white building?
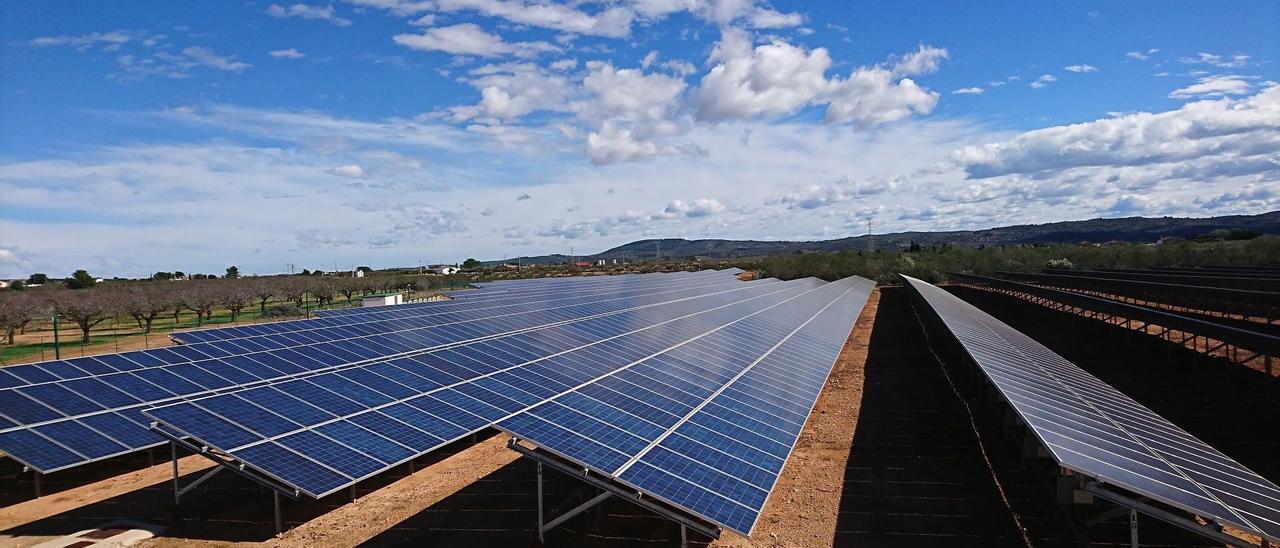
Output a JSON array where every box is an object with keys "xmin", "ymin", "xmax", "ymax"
[
  {"xmin": 362, "ymin": 293, "xmax": 403, "ymax": 307},
  {"xmin": 432, "ymin": 265, "xmax": 461, "ymax": 275}
]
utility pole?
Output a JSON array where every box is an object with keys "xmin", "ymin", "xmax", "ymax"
[{"xmin": 865, "ymin": 215, "xmax": 875, "ymax": 252}]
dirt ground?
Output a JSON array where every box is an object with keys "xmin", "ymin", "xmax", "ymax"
[{"xmin": 0, "ymin": 286, "xmax": 1266, "ymax": 547}]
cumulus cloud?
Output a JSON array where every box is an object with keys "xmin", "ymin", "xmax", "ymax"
[
  {"xmin": 586, "ymin": 124, "xmax": 705, "ymax": 165},
  {"xmin": 269, "ymin": 48, "xmax": 306, "ymax": 59},
  {"xmin": 267, "ymin": 3, "xmax": 352, "ymax": 26},
  {"xmin": 182, "ymin": 46, "xmax": 251, "ymax": 72},
  {"xmin": 951, "ymin": 85, "xmax": 1280, "ymax": 180},
  {"xmin": 1168, "ymin": 75, "xmax": 1253, "ymax": 99},
  {"xmin": 517, "ymin": 192, "xmax": 532, "ymax": 201},
  {"xmin": 448, "ymin": 63, "xmax": 571, "ymax": 121},
  {"xmin": 1126, "ymin": 48, "xmax": 1158, "ymax": 61},
  {"xmin": 952, "ymin": 87, "xmax": 984, "ymax": 95},
  {"xmin": 327, "ymin": 164, "xmax": 368, "ymax": 178},
  {"xmin": 694, "ymin": 28, "xmax": 943, "ymax": 127},
  {"xmin": 1180, "ymin": 52, "xmax": 1251, "ymax": 69},
  {"xmin": 1029, "ymin": 74, "xmax": 1056, "ymax": 89},
  {"xmin": 433, "ymin": 0, "xmax": 634, "ymax": 38},
  {"xmin": 1064, "ymin": 64, "xmax": 1098, "ymax": 73},
  {"xmin": 27, "ymin": 30, "xmax": 135, "ymax": 50},
  {"xmin": 393, "ymin": 23, "xmax": 559, "ymax": 58}
]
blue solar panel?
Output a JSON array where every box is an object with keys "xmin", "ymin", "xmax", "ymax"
[
  {"xmin": 498, "ymin": 275, "xmax": 872, "ymax": 535},
  {"xmin": 0, "ymin": 272, "xmax": 750, "ymax": 472},
  {"xmin": 902, "ymin": 275, "xmax": 1280, "ymax": 544},
  {"xmin": 144, "ymin": 277, "xmax": 809, "ymax": 497}
]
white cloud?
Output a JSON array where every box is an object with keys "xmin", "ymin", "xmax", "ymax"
[
  {"xmin": 750, "ymin": 8, "xmax": 803, "ymax": 29},
  {"xmin": 449, "ymin": 63, "xmax": 571, "ymax": 122},
  {"xmin": 891, "ymin": 44, "xmax": 949, "ymax": 77},
  {"xmin": 1180, "ymin": 51, "xmax": 1250, "ymax": 69},
  {"xmin": 327, "ymin": 164, "xmax": 368, "ymax": 178},
  {"xmin": 641, "ymin": 50, "xmax": 659, "ymax": 69},
  {"xmin": 951, "ymin": 86, "xmax": 1280, "ymax": 179},
  {"xmin": 269, "ymin": 48, "xmax": 306, "ymax": 59},
  {"xmin": 266, "ymin": 3, "xmax": 353, "ymax": 26},
  {"xmin": 433, "ymin": 0, "xmax": 634, "ymax": 38},
  {"xmin": 1064, "ymin": 64, "xmax": 1098, "ymax": 73},
  {"xmin": 393, "ymin": 23, "xmax": 559, "ymax": 58},
  {"xmin": 182, "ymin": 46, "xmax": 251, "ymax": 72},
  {"xmin": 694, "ymin": 29, "xmax": 943, "ymax": 127},
  {"xmin": 1029, "ymin": 73, "xmax": 1056, "ymax": 89},
  {"xmin": 410, "ymin": 14, "xmax": 437, "ymax": 26},
  {"xmin": 952, "ymin": 87, "xmax": 984, "ymax": 95},
  {"xmin": 27, "ymin": 30, "xmax": 135, "ymax": 50},
  {"xmin": 1168, "ymin": 74, "xmax": 1253, "ymax": 99},
  {"xmin": 586, "ymin": 123, "xmax": 704, "ymax": 165},
  {"xmin": 1126, "ymin": 48, "xmax": 1159, "ymax": 61}
]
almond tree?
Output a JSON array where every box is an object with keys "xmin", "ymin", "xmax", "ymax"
[
  {"xmin": 309, "ymin": 279, "xmax": 336, "ymax": 308},
  {"xmin": 219, "ymin": 282, "xmax": 253, "ymax": 322},
  {"xmin": 0, "ymin": 292, "xmax": 43, "ymax": 345},
  {"xmin": 279, "ymin": 277, "xmax": 308, "ymax": 308},
  {"xmin": 250, "ymin": 279, "xmax": 277, "ymax": 315},
  {"xmin": 51, "ymin": 289, "xmax": 117, "ymax": 344},
  {"xmin": 336, "ymin": 278, "xmax": 361, "ymax": 303},
  {"xmin": 179, "ymin": 284, "xmax": 219, "ymax": 326},
  {"xmin": 122, "ymin": 285, "xmax": 173, "ymax": 334}
]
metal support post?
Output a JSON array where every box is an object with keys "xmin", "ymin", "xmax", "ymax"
[
  {"xmin": 274, "ymin": 491, "xmax": 284, "ymax": 535},
  {"xmin": 1129, "ymin": 508, "xmax": 1139, "ymax": 548},
  {"xmin": 171, "ymin": 441, "xmax": 181, "ymax": 505},
  {"xmin": 33, "ymin": 470, "xmax": 42, "ymax": 498},
  {"xmin": 537, "ymin": 461, "xmax": 545, "ymax": 544},
  {"xmin": 681, "ymin": 524, "xmax": 688, "ymax": 548}
]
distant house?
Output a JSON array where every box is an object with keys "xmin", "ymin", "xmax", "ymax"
[
  {"xmin": 0, "ymin": 280, "xmax": 10, "ymax": 289},
  {"xmin": 432, "ymin": 265, "xmax": 461, "ymax": 275},
  {"xmin": 574, "ymin": 261, "xmax": 591, "ymax": 268},
  {"xmin": 353, "ymin": 269, "xmax": 365, "ymax": 278},
  {"xmin": 362, "ymin": 292, "xmax": 403, "ymax": 308}
]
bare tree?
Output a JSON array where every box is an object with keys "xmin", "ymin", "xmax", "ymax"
[
  {"xmin": 121, "ymin": 285, "xmax": 173, "ymax": 334},
  {"xmin": 309, "ymin": 279, "xmax": 337, "ymax": 308},
  {"xmin": 51, "ymin": 289, "xmax": 116, "ymax": 344},
  {"xmin": 279, "ymin": 277, "xmax": 308, "ymax": 308},
  {"xmin": 0, "ymin": 292, "xmax": 43, "ymax": 345},
  {"xmin": 336, "ymin": 278, "xmax": 361, "ymax": 303},
  {"xmin": 250, "ymin": 279, "xmax": 277, "ymax": 315},
  {"xmin": 219, "ymin": 282, "xmax": 253, "ymax": 322},
  {"xmin": 179, "ymin": 284, "xmax": 219, "ymax": 326}
]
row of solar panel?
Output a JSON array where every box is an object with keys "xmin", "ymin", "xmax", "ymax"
[
  {"xmin": 0, "ymin": 272, "xmax": 735, "ymax": 392},
  {"xmin": 176, "ymin": 270, "xmax": 731, "ymax": 342},
  {"xmin": 902, "ymin": 275, "xmax": 1280, "ymax": 543},
  {"xmin": 145, "ymin": 277, "xmax": 826, "ymax": 497},
  {"xmin": 0, "ymin": 274, "xmax": 767, "ymax": 472},
  {"xmin": 498, "ymin": 276, "xmax": 872, "ymax": 534}
]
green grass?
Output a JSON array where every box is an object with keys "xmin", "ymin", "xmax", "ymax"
[{"xmin": 0, "ymin": 294, "xmax": 371, "ymax": 364}]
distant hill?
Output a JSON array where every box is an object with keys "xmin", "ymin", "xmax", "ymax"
[{"xmin": 494, "ymin": 211, "xmax": 1280, "ymax": 264}]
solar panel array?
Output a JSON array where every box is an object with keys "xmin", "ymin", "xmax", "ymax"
[
  {"xmin": 496, "ymin": 275, "xmax": 872, "ymax": 535},
  {"xmin": 145, "ymin": 274, "xmax": 833, "ymax": 498},
  {"xmin": 902, "ymin": 275, "xmax": 1280, "ymax": 543},
  {"xmin": 0, "ymin": 270, "xmax": 741, "ymax": 472}
]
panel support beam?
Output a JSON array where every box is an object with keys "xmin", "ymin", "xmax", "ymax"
[
  {"xmin": 511, "ymin": 439, "xmax": 720, "ymax": 542},
  {"xmin": 1084, "ymin": 483, "xmax": 1254, "ymax": 548}
]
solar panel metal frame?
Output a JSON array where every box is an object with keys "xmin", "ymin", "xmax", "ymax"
[
  {"xmin": 495, "ymin": 275, "xmax": 873, "ymax": 536},
  {"xmin": 902, "ymin": 274, "xmax": 1280, "ymax": 544},
  {"xmin": 0, "ymin": 272, "xmax": 751, "ymax": 473},
  {"xmin": 142, "ymin": 276, "xmax": 819, "ymax": 500}
]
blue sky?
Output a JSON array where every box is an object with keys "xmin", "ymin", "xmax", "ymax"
[{"xmin": 1, "ymin": 0, "xmax": 1278, "ymax": 277}]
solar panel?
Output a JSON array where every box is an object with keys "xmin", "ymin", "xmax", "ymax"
[
  {"xmin": 901, "ymin": 275, "xmax": 1280, "ymax": 543},
  {"xmin": 495, "ymin": 275, "xmax": 873, "ymax": 535},
  {"xmin": 312, "ymin": 270, "xmax": 727, "ymax": 318},
  {"xmin": 0, "ymin": 272, "xmax": 748, "ymax": 472},
  {"xmin": 144, "ymin": 277, "xmax": 820, "ymax": 498},
  {"xmin": 179, "ymin": 270, "xmax": 727, "ymax": 341}
]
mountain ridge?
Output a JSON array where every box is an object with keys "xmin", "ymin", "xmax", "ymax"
[{"xmin": 490, "ymin": 211, "xmax": 1280, "ymax": 265}]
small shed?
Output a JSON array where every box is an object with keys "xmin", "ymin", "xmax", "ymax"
[{"xmin": 362, "ymin": 292, "xmax": 404, "ymax": 308}]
